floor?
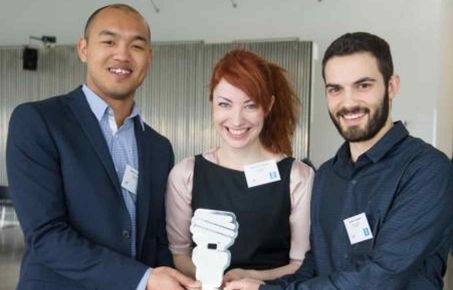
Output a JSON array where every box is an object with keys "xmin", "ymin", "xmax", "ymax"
[
  {"xmin": 0, "ymin": 226, "xmax": 24, "ymax": 290},
  {"xmin": 0, "ymin": 226, "xmax": 452, "ymax": 290}
]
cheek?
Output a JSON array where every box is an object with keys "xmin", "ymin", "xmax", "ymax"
[
  {"xmin": 135, "ymin": 55, "xmax": 150, "ymax": 70},
  {"xmin": 326, "ymin": 98, "xmax": 341, "ymax": 114},
  {"xmin": 212, "ymin": 109, "xmax": 225, "ymax": 125},
  {"xmin": 250, "ymin": 112, "xmax": 265, "ymax": 127}
]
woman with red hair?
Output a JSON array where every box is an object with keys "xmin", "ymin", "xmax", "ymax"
[{"xmin": 166, "ymin": 49, "xmax": 314, "ymax": 283}]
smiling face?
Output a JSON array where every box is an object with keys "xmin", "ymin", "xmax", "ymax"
[
  {"xmin": 324, "ymin": 52, "xmax": 398, "ymax": 143},
  {"xmin": 77, "ymin": 7, "xmax": 152, "ymax": 103},
  {"xmin": 212, "ymin": 79, "xmax": 266, "ymax": 151}
]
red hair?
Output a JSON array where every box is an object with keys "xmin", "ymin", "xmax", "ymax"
[{"xmin": 209, "ymin": 49, "xmax": 299, "ymax": 156}]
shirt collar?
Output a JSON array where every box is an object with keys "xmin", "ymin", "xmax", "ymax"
[
  {"xmin": 364, "ymin": 121, "xmax": 408, "ymax": 163},
  {"xmin": 82, "ymin": 84, "xmax": 145, "ymax": 130},
  {"xmin": 335, "ymin": 121, "xmax": 409, "ymax": 166}
]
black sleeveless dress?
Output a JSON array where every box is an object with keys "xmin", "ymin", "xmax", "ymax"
[{"xmin": 191, "ymin": 155, "xmax": 293, "ymax": 270}]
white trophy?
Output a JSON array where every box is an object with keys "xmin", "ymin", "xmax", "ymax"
[{"xmin": 190, "ymin": 208, "xmax": 239, "ymax": 290}]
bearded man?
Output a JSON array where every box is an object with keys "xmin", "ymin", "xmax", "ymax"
[{"xmin": 225, "ymin": 32, "xmax": 453, "ymax": 290}]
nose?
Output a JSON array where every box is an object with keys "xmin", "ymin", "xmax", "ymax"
[
  {"xmin": 341, "ymin": 87, "xmax": 358, "ymax": 107},
  {"xmin": 113, "ymin": 42, "xmax": 131, "ymax": 62},
  {"xmin": 230, "ymin": 107, "xmax": 244, "ymax": 126}
]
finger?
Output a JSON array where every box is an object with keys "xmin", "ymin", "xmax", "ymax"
[
  {"xmin": 224, "ymin": 280, "xmax": 243, "ymax": 290},
  {"xmin": 171, "ymin": 271, "xmax": 201, "ymax": 288}
]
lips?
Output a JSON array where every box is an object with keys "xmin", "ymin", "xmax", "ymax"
[
  {"xmin": 109, "ymin": 67, "xmax": 132, "ymax": 76},
  {"xmin": 342, "ymin": 111, "xmax": 365, "ymax": 120},
  {"xmin": 225, "ymin": 127, "xmax": 250, "ymax": 139},
  {"xmin": 337, "ymin": 107, "xmax": 369, "ymax": 120}
]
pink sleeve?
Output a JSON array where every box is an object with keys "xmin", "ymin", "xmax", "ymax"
[
  {"xmin": 289, "ymin": 160, "xmax": 314, "ymax": 264},
  {"xmin": 165, "ymin": 157, "xmax": 195, "ymax": 255}
]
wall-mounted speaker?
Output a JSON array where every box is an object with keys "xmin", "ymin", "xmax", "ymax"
[{"xmin": 23, "ymin": 47, "xmax": 38, "ymax": 71}]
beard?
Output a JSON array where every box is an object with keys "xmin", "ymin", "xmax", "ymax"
[{"xmin": 329, "ymin": 91, "xmax": 389, "ymax": 142}]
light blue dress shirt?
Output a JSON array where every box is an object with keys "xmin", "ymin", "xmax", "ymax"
[{"xmin": 83, "ymin": 85, "xmax": 150, "ymax": 290}]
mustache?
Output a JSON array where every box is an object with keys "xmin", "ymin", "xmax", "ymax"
[{"xmin": 336, "ymin": 106, "xmax": 369, "ymax": 118}]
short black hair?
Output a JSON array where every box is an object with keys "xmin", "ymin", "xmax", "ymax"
[
  {"xmin": 322, "ymin": 32, "xmax": 394, "ymax": 84},
  {"xmin": 83, "ymin": 3, "xmax": 150, "ymax": 41}
]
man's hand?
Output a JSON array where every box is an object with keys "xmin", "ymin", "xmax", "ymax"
[
  {"xmin": 147, "ymin": 266, "xmax": 200, "ymax": 290},
  {"xmin": 224, "ymin": 278, "xmax": 264, "ymax": 290}
]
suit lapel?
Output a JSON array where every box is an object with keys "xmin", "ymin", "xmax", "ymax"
[
  {"xmin": 134, "ymin": 118, "xmax": 152, "ymax": 255},
  {"xmin": 65, "ymin": 87, "xmax": 122, "ymax": 196}
]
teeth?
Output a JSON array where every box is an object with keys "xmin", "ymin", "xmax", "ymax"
[
  {"xmin": 109, "ymin": 68, "xmax": 131, "ymax": 75},
  {"xmin": 228, "ymin": 128, "xmax": 247, "ymax": 136},
  {"xmin": 343, "ymin": 112, "xmax": 364, "ymax": 120}
]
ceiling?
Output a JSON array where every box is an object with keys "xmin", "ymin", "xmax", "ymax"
[{"xmin": 0, "ymin": 0, "xmax": 328, "ymax": 47}]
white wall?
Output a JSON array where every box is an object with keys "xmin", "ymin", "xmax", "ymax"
[
  {"xmin": 1, "ymin": 0, "xmax": 451, "ymax": 164},
  {"xmin": 438, "ymin": 0, "xmax": 453, "ymax": 158}
]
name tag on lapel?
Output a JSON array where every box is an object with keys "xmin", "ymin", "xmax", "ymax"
[{"xmin": 121, "ymin": 164, "xmax": 139, "ymax": 195}]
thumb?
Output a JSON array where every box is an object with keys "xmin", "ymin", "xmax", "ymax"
[
  {"xmin": 172, "ymin": 270, "xmax": 201, "ymax": 288},
  {"xmin": 224, "ymin": 280, "xmax": 241, "ymax": 290}
]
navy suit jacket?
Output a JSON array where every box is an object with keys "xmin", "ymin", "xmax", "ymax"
[{"xmin": 6, "ymin": 87, "xmax": 174, "ymax": 290}]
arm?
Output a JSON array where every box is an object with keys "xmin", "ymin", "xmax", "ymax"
[
  {"xmin": 269, "ymin": 152, "xmax": 453, "ymax": 290},
  {"xmin": 165, "ymin": 156, "xmax": 197, "ymax": 277},
  {"xmin": 156, "ymin": 143, "xmax": 176, "ymax": 267},
  {"xmin": 173, "ymin": 254, "xmax": 197, "ymax": 278},
  {"xmin": 6, "ymin": 104, "xmax": 148, "ymax": 289},
  {"xmin": 224, "ymin": 161, "xmax": 315, "ymax": 283}
]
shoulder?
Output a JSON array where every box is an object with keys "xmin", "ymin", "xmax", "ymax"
[
  {"xmin": 141, "ymin": 123, "xmax": 173, "ymax": 153},
  {"xmin": 314, "ymin": 157, "xmax": 335, "ymax": 179},
  {"xmin": 290, "ymin": 159, "xmax": 315, "ymax": 182},
  {"xmin": 9, "ymin": 93, "xmax": 74, "ymax": 135},
  {"xmin": 142, "ymin": 120, "xmax": 169, "ymax": 142},
  {"xmin": 10, "ymin": 88, "xmax": 82, "ymax": 126},
  {"xmin": 169, "ymin": 156, "xmax": 196, "ymax": 184},
  {"xmin": 400, "ymin": 136, "xmax": 452, "ymax": 183},
  {"xmin": 11, "ymin": 94, "xmax": 67, "ymax": 118}
]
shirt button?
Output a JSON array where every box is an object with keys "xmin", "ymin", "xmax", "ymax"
[
  {"xmin": 343, "ymin": 253, "xmax": 349, "ymax": 259},
  {"xmin": 351, "ymin": 179, "xmax": 357, "ymax": 184},
  {"xmin": 122, "ymin": 230, "xmax": 131, "ymax": 239}
]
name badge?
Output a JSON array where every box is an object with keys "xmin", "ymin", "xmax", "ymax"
[
  {"xmin": 343, "ymin": 212, "xmax": 373, "ymax": 245},
  {"xmin": 244, "ymin": 159, "xmax": 281, "ymax": 188},
  {"xmin": 121, "ymin": 164, "xmax": 139, "ymax": 195}
]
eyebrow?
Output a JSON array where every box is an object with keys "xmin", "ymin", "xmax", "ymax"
[
  {"xmin": 353, "ymin": 77, "xmax": 377, "ymax": 85},
  {"xmin": 215, "ymin": 96, "xmax": 232, "ymax": 102},
  {"xmin": 325, "ymin": 77, "xmax": 377, "ymax": 88},
  {"xmin": 215, "ymin": 96, "xmax": 255, "ymax": 104},
  {"xmin": 325, "ymin": 83, "xmax": 340, "ymax": 89},
  {"xmin": 98, "ymin": 30, "xmax": 148, "ymax": 43}
]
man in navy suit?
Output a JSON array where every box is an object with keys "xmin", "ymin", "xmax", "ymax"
[
  {"xmin": 225, "ymin": 32, "xmax": 453, "ymax": 290},
  {"xmin": 6, "ymin": 4, "xmax": 199, "ymax": 290}
]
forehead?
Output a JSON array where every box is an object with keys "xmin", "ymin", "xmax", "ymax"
[
  {"xmin": 324, "ymin": 52, "xmax": 383, "ymax": 84},
  {"xmin": 87, "ymin": 8, "xmax": 150, "ymax": 41},
  {"xmin": 213, "ymin": 79, "xmax": 251, "ymax": 101}
]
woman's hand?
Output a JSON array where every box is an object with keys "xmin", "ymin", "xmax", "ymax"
[
  {"xmin": 223, "ymin": 278, "xmax": 265, "ymax": 290},
  {"xmin": 223, "ymin": 268, "xmax": 253, "ymax": 284}
]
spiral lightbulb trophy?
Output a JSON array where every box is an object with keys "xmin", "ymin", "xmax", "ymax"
[{"xmin": 190, "ymin": 209, "xmax": 239, "ymax": 290}]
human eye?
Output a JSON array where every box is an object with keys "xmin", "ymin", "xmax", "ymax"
[
  {"xmin": 326, "ymin": 85, "xmax": 341, "ymax": 95},
  {"xmin": 131, "ymin": 42, "xmax": 146, "ymax": 50},
  {"xmin": 244, "ymin": 103, "xmax": 258, "ymax": 110},
  {"xmin": 101, "ymin": 39, "xmax": 115, "ymax": 46},
  {"xmin": 217, "ymin": 101, "xmax": 230, "ymax": 108},
  {"xmin": 356, "ymin": 82, "xmax": 373, "ymax": 91}
]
